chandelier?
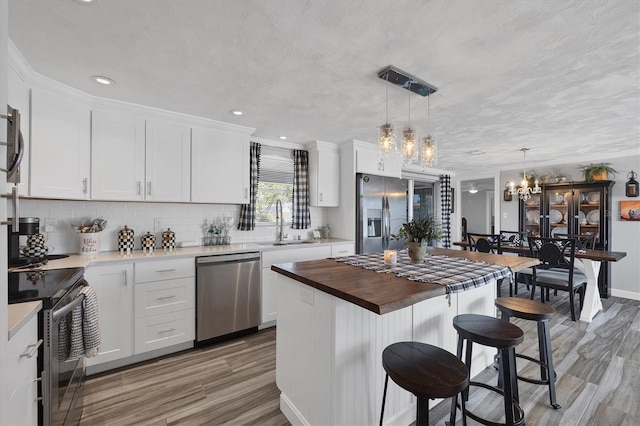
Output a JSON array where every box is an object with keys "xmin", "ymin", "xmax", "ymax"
[{"xmin": 507, "ymin": 148, "xmax": 541, "ymax": 201}]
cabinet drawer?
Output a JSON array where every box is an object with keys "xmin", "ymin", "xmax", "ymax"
[
  {"xmin": 262, "ymin": 245, "xmax": 332, "ymax": 266},
  {"xmin": 135, "ymin": 258, "xmax": 194, "ymax": 283},
  {"xmin": 134, "ymin": 309, "xmax": 195, "ymax": 354},
  {"xmin": 331, "ymin": 243, "xmax": 355, "ymax": 257},
  {"xmin": 135, "ymin": 277, "xmax": 195, "ymax": 318}
]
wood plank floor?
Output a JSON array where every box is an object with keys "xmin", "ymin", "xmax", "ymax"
[{"xmin": 80, "ymin": 291, "xmax": 640, "ymax": 425}]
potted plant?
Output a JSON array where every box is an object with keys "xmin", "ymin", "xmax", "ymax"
[
  {"xmin": 578, "ymin": 162, "xmax": 618, "ymax": 182},
  {"xmin": 392, "ymin": 216, "xmax": 443, "ymax": 262}
]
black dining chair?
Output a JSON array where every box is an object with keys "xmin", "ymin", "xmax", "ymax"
[
  {"xmin": 526, "ymin": 236, "xmax": 586, "ymax": 321},
  {"xmin": 467, "ymin": 233, "xmax": 501, "ymax": 254},
  {"xmin": 554, "ymin": 233, "xmax": 597, "ymax": 250},
  {"xmin": 499, "ymin": 230, "xmax": 532, "ymax": 296}
]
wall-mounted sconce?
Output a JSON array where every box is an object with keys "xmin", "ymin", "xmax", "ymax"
[
  {"xmin": 626, "ymin": 171, "xmax": 638, "ymax": 197},
  {"xmin": 503, "ymin": 185, "xmax": 513, "ymax": 201}
]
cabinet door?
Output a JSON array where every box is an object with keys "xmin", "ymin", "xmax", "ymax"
[
  {"xmin": 261, "ymin": 268, "xmax": 279, "ymax": 324},
  {"xmin": 310, "ymin": 146, "xmax": 340, "ymax": 207},
  {"xmin": 91, "ymin": 108, "xmax": 145, "ymax": 201},
  {"xmin": 191, "ymin": 126, "xmax": 249, "ymax": 204},
  {"xmin": 545, "ymin": 188, "xmax": 571, "ymax": 238},
  {"xmin": 355, "ymin": 144, "xmax": 401, "ymax": 178},
  {"xmin": 84, "ymin": 264, "xmax": 133, "ymax": 366},
  {"xmin": 519, "ymin": 193, "xmax": 541, "ymax": 237},
  {"xmin": 30, "ymin": 87, "xmax": 90, "ymax": 199},
  {"xmin": 145, "ymin": 119, "xmax": 191, "ymax": 202}
]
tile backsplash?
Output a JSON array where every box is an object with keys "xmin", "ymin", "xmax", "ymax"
[{"xmin": 18, "ymin": 199, "xmax": 328, "ymax": 254}]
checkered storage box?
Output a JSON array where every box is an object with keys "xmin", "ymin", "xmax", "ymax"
[
  {"xmin": 118, "ymin": 225, "xmax": 135, "ymax": 253},
  {"xmin": 162, "ymin": 228, "xmax": 176, "ymax": 251}
]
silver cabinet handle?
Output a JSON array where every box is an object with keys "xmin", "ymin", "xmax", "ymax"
[
  {"xmin": 137, "ymin": 181, "xmax": 142, "ymax": 196},
  {"xmin": 20, "ymin": 339, "xmax": 43, "ymax": 358},
  {"xmin": 156, "ymin": 268, "xmax": 177, "ymax": 273},
  {"xmin": 82, "ymin": 178, "xmax": 88, "ymax": 194},
  {"xmin": 158, "ymin": 328, "xmax": 176, "ymax": 334},
  {"xmin": 147, "ymin": 181, "xmax": 152, "ymax": 196},
  {"xmin": 123, "ymin": 269, "xmax": 128, "ymax": 286},
  {"xmin": 336, "ymin": 250, "xmax": 349, "ymax": 254},
  {"xmin": 156, "ymin": 295, "xmax": 176, "ymax": 300},
  {"xmin": 319, "ymin": 192, "xmax": 323, "ymax": 202},
  {"xmin": 244, "ymin": 188, "xmax": 248, "ymax": 199}
]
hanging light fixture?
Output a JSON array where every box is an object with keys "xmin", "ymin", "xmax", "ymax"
[
  {"xmin": 507, "ymin": 148, "xmax": 541, "ymax": 201},
  {"xmin": 378, "ymin": 74, "xmax": 396, "ymax": 157},
  {"xmin": 402, "ymin": 83, "xmax": 417, "ymax": 164},
  {"xmin": 626, "ymin": 171, "xmax": 639, "ymax": 197},
  {"xmin": 421, "ymin": 93, "xmax": 437, "ymax": 167}
]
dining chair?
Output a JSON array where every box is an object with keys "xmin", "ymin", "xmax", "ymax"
[
  {"xmin": 467, "ymin": 233, "xmax": 501, "ymax": 254},
  {"xmin": 499, "ymin": 230, "xmax": 532, "ymax": 296},
  {"xmin": 554, "ymin": 233, "xmax": 596, "ymax": 250},
  {"xmin": 526, "ymin": 236, "xmax": 586, "ymax": 321}
]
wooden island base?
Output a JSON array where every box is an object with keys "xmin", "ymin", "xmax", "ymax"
[{"xmin": 275, "ymin": 272, "xmax": 499, "ymax": 425}]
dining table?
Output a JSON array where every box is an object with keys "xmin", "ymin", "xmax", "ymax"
[{"xmin": 452, "ymin": 240, "xmax": 627, "ymax": 323}]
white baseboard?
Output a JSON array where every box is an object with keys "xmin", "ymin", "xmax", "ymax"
[
  {"xmin": 611, "ymin": 288, "xmax": 640, "ymax": 301},
  {"xmin": 280, "ymin": 393, "xmax": 310, "ymax": 426}
]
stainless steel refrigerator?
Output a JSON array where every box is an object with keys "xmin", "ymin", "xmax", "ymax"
[{"xmin": 356, "ymin": 173, "xmax": 409, "ymax": 253}]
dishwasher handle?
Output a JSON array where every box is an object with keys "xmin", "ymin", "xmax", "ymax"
[{"xmin": 197, "ymin": 252, "xmax": 260, "ymax": 265}]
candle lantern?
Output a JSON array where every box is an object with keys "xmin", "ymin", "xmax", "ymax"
[{"xmin": 626, "ymin": 171, "xmax": 638, "ymax": 197}]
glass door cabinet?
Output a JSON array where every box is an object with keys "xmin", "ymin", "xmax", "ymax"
[{"xmin": 520, "ymin": 180, "xmax": 615, "ymax": 298}]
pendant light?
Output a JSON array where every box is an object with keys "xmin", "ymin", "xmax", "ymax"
[
  {"xmin": 402, "ymin": 83, "xmax": 417, "ymax": 164},
  {"xmin": 378, "ymin": 75, "xmax": 396, "ymax": 157},
  {"xmin": 507, "ymin": 148, "xmax": 541, "ymax": 201},
  {"xmin": 421, "ymin": 93, "xmax": 437, "ymax": 167}
]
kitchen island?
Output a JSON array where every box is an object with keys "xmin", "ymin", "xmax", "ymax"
[{"xmin": 272, "ymin": 248, "xmax": 538, "ymax": 426}]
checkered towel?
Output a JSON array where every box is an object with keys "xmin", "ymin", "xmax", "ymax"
[
  {"xmin": 61, "ymin": 285, "xmax": 101, "ymax": 360},
  {"xmin": 335, "ymin": 250, "xmax": 512, "ymax": 293}
]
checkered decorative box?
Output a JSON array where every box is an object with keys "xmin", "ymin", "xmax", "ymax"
[
  {"xmin": 162, "ymin": 228, "xmax": 176, "ymax": 251},
  {"xmin": 118, "ymin": 225, "xmax": 135, "ymax": 254}
]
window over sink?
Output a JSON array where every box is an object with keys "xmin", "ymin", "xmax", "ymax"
[{"xmin": 256, "ymin": 147, "xmax": 294, "ymax": 224}]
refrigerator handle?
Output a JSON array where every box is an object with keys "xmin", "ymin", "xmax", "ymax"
[{"xmin": 383, "ymin": 196, "xmax": 390, "ymax": 250}]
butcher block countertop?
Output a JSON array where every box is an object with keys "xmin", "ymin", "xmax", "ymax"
[{"xmin": 271, "ymin": 247, "xmax": 539, "ymax": 315}]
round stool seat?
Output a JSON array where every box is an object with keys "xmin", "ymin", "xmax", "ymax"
[
  {"xmin": 453, "ymin": 314, "xmax": 524, "ymax": 349},
  {"xmin": 382, "ymin": 342, "xmax": 468, "ymax": 398},
  {"xmin": 496, "ymin": 296, "xmax": 555, "ymax": 321}
]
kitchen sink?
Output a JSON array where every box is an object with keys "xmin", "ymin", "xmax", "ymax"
[{"xmin": 256, "ymin": 240, "xmax": 319, "ymax": 247}]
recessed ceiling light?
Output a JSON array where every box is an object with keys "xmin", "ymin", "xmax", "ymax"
[
  {"xmin": 279, "ymin": 136, "xmax": 287, "ymax": 140},
  {"xmin": 230, "ymin": 110, "xmax": 243, "ymax": 116},
  {"xmin": 91, "ymin": 75, "xmax": 115, "ymax": 85},
  {"xmin": 468, "ymin": 189, "xmax": 479, "ymax": 194}
]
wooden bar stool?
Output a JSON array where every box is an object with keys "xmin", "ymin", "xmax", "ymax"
[
  {"xmin": 380, "ymin": 341, "xmax": 469, "ymax": 426},
  {"xmin": 449, "ymin": 314, "xmax": 525, "ymax": 426},
  {"xmin": 495, "ymin": 297, "xmax": 561, "ymax": 409}
]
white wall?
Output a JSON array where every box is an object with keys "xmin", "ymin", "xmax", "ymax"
[
  {"xmin": 19, "ymin": 199, "xmax": 327, "ymax": 254},
  {"xmin": 461, "ymin": 190, "xmax": 488, "ymax": 234},
  {"xmin": 500, "ymin": 154, "xmax": 640, "ymax": 300}
]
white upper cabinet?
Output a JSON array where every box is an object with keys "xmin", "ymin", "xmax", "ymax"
[
  {"xmin": 30, "ymin": 87, "xmax": 91, "ymax": 199},
  {"xmin": 308, "ymin": 141, "xmax": 340, "ymax": 207},
  {"xmin": 354, "ymin": 140, "xmax": 401, "ymax": 178},
  {"xmin": 91, "ymin": 109, "xmax": 190, "ymax": 202},
  {"xmin": 91, "ymin": 108, "xmax": 146, "ymax": 201},
  {"xmin": 191, "ymin": 126, "xmax": 249, "ymax": 204},
  {"xmin": 7, "ymin": 66, "xmax": 31, "ymax": 196},
  {"xmin": 144, "ymin": 119, "xmax": 191, "ymax": 202}
]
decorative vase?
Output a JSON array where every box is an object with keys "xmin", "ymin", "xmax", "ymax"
[
  {"xmin": 591, "ymin": 170, "xmax": 607, "ymax": 181},
  {"xmin": 407, "ymin": 242, "xmax": 427, "ymax": 263}
]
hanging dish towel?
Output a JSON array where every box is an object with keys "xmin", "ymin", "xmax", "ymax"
[{"xmin": 69, "ymin": 285, "xmax": 102, "ymax": 360}]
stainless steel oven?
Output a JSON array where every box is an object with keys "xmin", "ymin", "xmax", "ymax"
[{"xmin": 9, "ymin": 267, "xmax": 87, "ymax": 426}]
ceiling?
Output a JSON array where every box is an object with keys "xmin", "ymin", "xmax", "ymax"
[{"xmin": 7, "ymin": 0, "xmax": 640, "ymax": 174}]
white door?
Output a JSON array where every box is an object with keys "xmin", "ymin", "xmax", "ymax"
[
  {"xmin": 30, "ymin": 87, "xmax": 91, "ymax": 199},
  {"xmin": 91, "ymin": 108, "xmax": 145, "ymax": 200},
  {"xmin": 145, "ymin": 119, "xmax": 191, "ymax": 202},
  {"xmin": 191, "ymin": 126, "xmax": 249, "ymax": 204}
]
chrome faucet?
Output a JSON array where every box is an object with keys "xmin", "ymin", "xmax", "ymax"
[{"xmin": 276, "ymin": 199, "xmax": 284, "ymax": 242}]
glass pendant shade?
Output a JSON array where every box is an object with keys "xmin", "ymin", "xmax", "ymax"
[
  {"xmin": 421, "ymin": 135, "xmax": 437, "ymax": 167},
  {"xmin": 379, "ymin": 123, "xmax": 396, "ymax": 157},
  {"xmin": 402, "ymin": 128, "xmax": 417, "ymax": 163}
]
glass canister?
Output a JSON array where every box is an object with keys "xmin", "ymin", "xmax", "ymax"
[
  {"xmin": 140, "ymin": 231, "xmax": 156, "ymax": 254},
  {"xmin": 162, "ymin": 228, "xmax": 176, "ymax": 252},
  {"xmin": 118, "ymin": 225, "xmax": 135, "ymax": 255}
]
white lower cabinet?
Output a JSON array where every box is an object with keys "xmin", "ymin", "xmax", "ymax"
[
  {"xmin": 331, "ymin": 243, "xmax": 355, "ymax": 257},
  {"xmin": 133, "ymin": 258, "xmax": 195, "ymax": 355},
  {"xmin": 3, "ymin": 314, "xmax": 39, "ymax": 426},
  {"xmin": 261, "ymin": 244, "xmax": 336, "ymax": 325},
  {"xmin": 84, "ymin": 263, "xmax": 134, "ymax": 366}
]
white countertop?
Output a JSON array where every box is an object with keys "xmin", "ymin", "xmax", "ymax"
[
  {"xmin": 9, "ymin": 238, "xmax": 353, "ymax": 271},
  {"xmin": 8, "ymin": 301, "xmax": 42, "ymax": 340}
]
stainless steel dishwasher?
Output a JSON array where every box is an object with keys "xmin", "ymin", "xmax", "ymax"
[{"xmin": 196, "ymin": 252, "xmax": 261, "ymax": 343}]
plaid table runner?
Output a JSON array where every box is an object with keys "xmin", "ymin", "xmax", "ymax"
[{"xmin": 335, "ymin": 251, "xmax": 513, "ymax": 294}]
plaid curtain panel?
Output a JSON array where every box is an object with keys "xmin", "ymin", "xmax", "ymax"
[
  {"xmin": 292, "ymin": 149, "xmax": 311, "ymax": 229},
  {"xmin": 440, "ymin": 174, "xmax": 452, "ymax": 248},
  {"xmin": 237, "ymin": 142, "xmax": 261, "ymax": 230}
]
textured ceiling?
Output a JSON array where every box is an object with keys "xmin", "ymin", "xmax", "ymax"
[{"xmin": 7, "ymin": 0, "xmax": 640, "ymax": 174}]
